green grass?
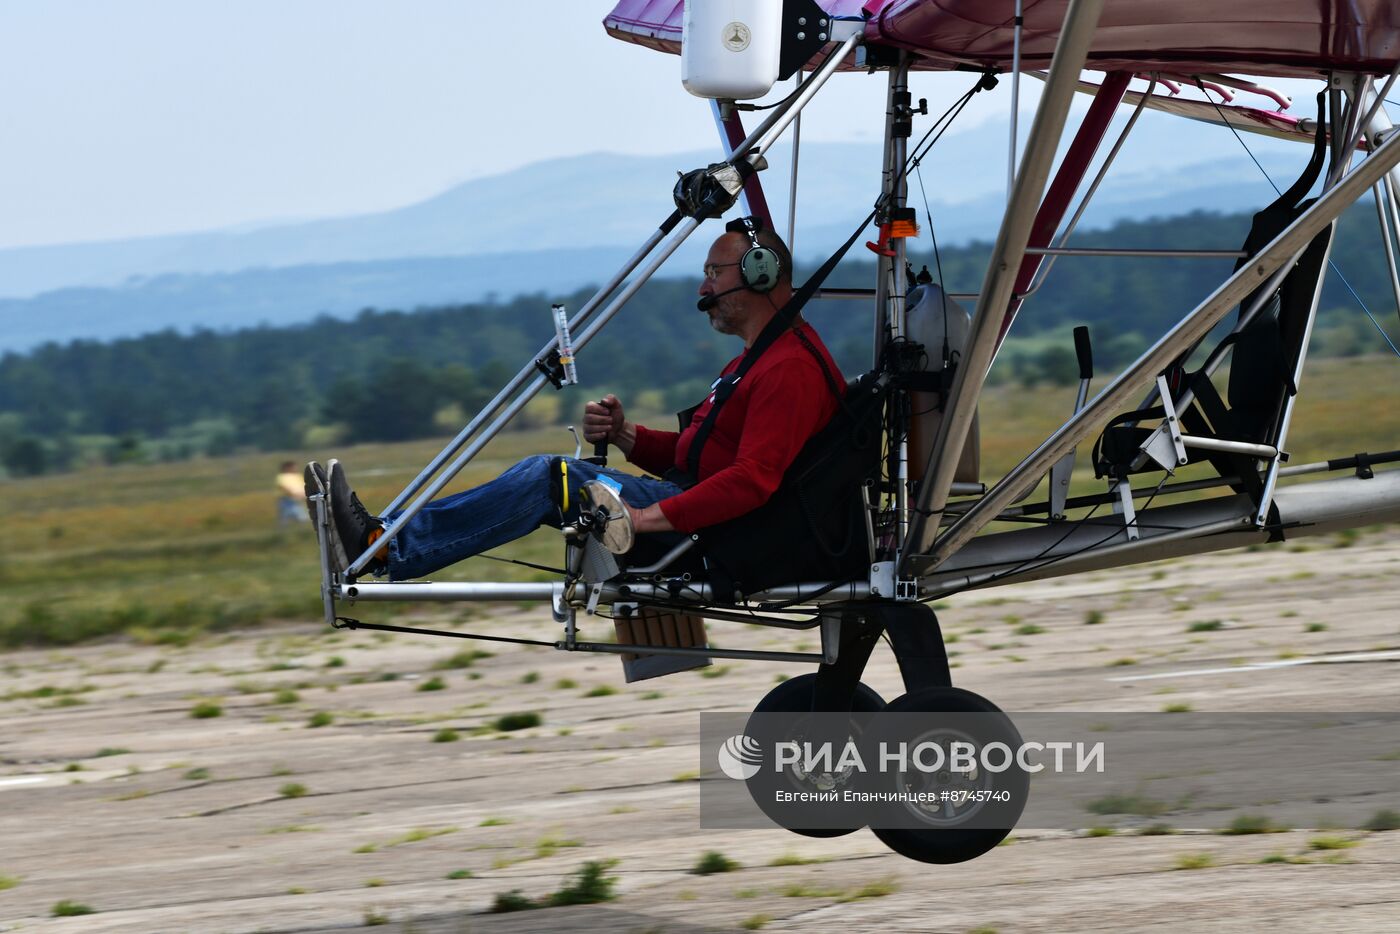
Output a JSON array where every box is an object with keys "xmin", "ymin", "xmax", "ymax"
[
  {"xmin": 1187, "ymin": 620, "xmax": 1224, "ymax": 632},
  {"xmin": 1364, "ymin": 808, "xmax": 1400, "ymax": 831},
  {"xmin": 1173, "ymin": 853, "xmax": 1215, "ymax": 870},
  {"xmin": 278, "ymin": 783, "xmax": 308, "ymax": 798},
  {"xmin": 432, "ymin": 728, "xmax": 459, "ymax": 743},
  {"xmin": 51, "ymin": 901, "xmax": 94, "ymax": 917},
  {"xmin": 1308, "ymin": 835, "xmax": 1358, "ymax": 850},
  {"xmin": 583, "ymin": 685, "xmax": 616, "ymax": 697},
  {"xmin": 307, "ymin": 711, "xmax": 333, "ymax": 728},
  {"xmin": 0, "ymin": 874, "xmax": 19, "ymax": 891},
  {"xmin": 1222, "ymin": 814, "xmax": 1288, "ymax": 835},
  {"xmin": 417, "ymin": 676, "xmax": 446, "ymax": 692},
  {"xmin": 433, "ymin": 649, "xmax": 493, "ymax": 670},
  {"xmin": 1085, "ymin": 793, "xmax": 1168, "ymax": 817},
  {"xmin": 446, "ymin": 869, "xmax": 474, "ymax": 879},
  {"xmin": 189, "ymin": 701, "xmax": 223, "ymax": 719},
  {"xmin": 4, "ymin": 356, "xmax": 1396, "ymax": 651},
  {"xmin": 692, "ymin": 851, "xmax": 740, "ymax": 875},
  {"xmin": 182, "ymin": 767, "xmax": 210, "ymax": 781},
  {"xmin": 493, "ymin": 711, "xmax": 542, "ymax": 731}
]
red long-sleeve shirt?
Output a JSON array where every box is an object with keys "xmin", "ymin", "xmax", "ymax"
[{"xmin": 627, "ymin": 323, "xmax": 844, "ymax": 533}]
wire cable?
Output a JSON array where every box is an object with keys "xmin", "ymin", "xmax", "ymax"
[{"xmin": 1200, "ymin": 81, "xmax": 1400, "ymax": 359}]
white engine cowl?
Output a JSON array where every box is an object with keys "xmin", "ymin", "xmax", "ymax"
[{"xmin": 681, "ymin": 0, "xmax": 782, "ymax": 101}]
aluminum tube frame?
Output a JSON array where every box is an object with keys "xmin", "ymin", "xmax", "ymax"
[
  {"xmin": 899, "ymin": 0, "xmax": 1107, "ymax": 570},
  {"xmin": 1180, "ymin": 435, "xmax": 1278, "ymax": 458},
  {"xmin": 380, "ymin": 222, "xmax": 673, "ymax": 517},
  {"xmin": 345, "ymin": 581, "xmax": 558, "ymax": 602},
  {"xmin": 872, "ymin": 62, "xmax": 904, "ymax": 369},
  {"xmin": 788, "ymin": 70, "xmax": 802, "ymax": 257},
  {"xmin": 890, "ymin": 55, "xmax": 912, "ymax": 547},
  {"xmin": 1373, "ymin": 184, "xmax": 1400, "ymax": 319},
  {"xmin": 376, "ymin": 42, "xmax": 857, "ymax": 522},
  {"xmin": 742, "ymin": 33, "xmax": 861, "ymax": 161},
  {"xmin": 1008, "ymin": 0, "xmax": 1023, "ymax": 201},
  {"xmin": 713, "ymin": 101, "xmax": 771, "ymax": 224},
  {"xmin": 998, "ymin": 70, "xmax": 1132, "ymax": 347},
  {"xmin": 1252, "ymin": 81, "xmax": 1359, "ymax": 525},
  {"xmin": 921, "ymin": 469, "xmax": 1400, "ymax": 594},
  {"xmin": 910, "ymin": 125, "xmax": 1400, "ymax": 575},
  {"xmin": 347, "ymin": 215, "xmax": 702, "ymax": 575},
  {"xmin": 1021, "ymin": 75, "xmax": 1156, "ymax": 301},
  {"xmin": 1025, "ymin": 247, "xmax": 1247, "ymax": 258}
]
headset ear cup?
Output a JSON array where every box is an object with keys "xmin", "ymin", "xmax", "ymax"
[{"xmin": 741, "ymin": 247, "xmax": 780, "ymax": 292}]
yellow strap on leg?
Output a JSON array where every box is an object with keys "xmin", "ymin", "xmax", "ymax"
[{"xmin": 560, "ymin": 460, "xmax": 569, "ymax": 512}]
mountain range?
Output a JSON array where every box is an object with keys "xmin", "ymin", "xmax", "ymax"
[{"xmin": 0, "ymin": 107, "xmax": 1308, "ymax": 353}]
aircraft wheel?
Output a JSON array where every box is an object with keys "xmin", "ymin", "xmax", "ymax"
[
  {"xmin": 869, "ymin": 686, "xmax": 1028, "ymax": 864},
  {"xmin": 745, "ymin": 673, "xmax": 886, "ymax": 838}
]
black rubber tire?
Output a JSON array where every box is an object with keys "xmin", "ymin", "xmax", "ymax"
[
  {"xmin": 869, "ymin": 686, "xmax": 1028, "ymax": 864},
  {"xmin": 745, "ymin": 673, "xmax": 886, "ymax": 838}
]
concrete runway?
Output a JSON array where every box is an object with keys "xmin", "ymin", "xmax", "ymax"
[{"xmin": 1, "ymin": 527, "xmax": 1398, "ymax": 932}]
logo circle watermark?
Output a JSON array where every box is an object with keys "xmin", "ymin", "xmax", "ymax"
[{"xmin": 717, "ymin": 733, "xmax": 763, "ymax": 780}]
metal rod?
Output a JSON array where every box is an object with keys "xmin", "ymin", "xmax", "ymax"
[
  {"xmin": 1180, "ymin": 435, "xmax": 1278, "ymax": 457},
  {"xmin": 348, "ymin": 216, "xmax": 704, "ymax": 575},
  {"xmin": 911, "ymin": 124, "xmax": 1400, "ymax": 574},
  {"xmin": 815, "ymin": 288, "xmax": 979, "ymax": 302},
  {"xmin": 713, "ymin": 101, "xmax": 771, "ymax": 224},
  {"xmin": 1370, "ymin": 182, "xmax": 1400, "ymax": 322},
  {"xmin": 891, "ymin": 53, "xmax": 912, "ymax": 548},
  {"xmin": 788, "ymin": 69, "xmax": 802, "ymax": 259},
  {"xmin": 899, "ymin": 0, "xmax": 1108, "ymax": 570},
  {"xmin": 744, "ymin": 33, "xmax": 861, "ymax": 159},
  {"xmin": 1021, "ymin": 76, "xmax": 1157, "ymax": 301},
  {"xmin": 1347, "ymin": 64, "xmax": 1399, "ymax": 155},
  {"xmin": 1008, "ymin": 0, "xmax": 1023, "ymax": 201},
  {"xmin": 1024, "ymin": 247, "xmax": 1246, "ymax": 258},
  {"xmin": 944, "ymin": 450, "xmax": 1400, "ymax": 522},
  {"xmin": 625, "ymin": 535, "xmax": 699, "ymax": 575},
  {"xmin": 872, "ymin": 63, "xmax": 902, "ymax": 369},
  {"xmin": 380, "ymin": 220, "xmax": 675, "ymax": 516},
  {"xmin": 345, "ymin": 581, "xmax": 557, "ymax": 602}
]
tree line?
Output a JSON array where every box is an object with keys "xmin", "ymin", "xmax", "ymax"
[{"xmin": 2, "ymin": 206, "xmax": 1396, "ymax": 477}]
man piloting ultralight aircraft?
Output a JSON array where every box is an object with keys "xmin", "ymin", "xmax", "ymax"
[{"xmin": 310, "ymin": 218, "xmax": 845, "ymax": 580}]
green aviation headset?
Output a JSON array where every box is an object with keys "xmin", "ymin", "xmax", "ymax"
[{"xmin": 728, "ymin": 216, "xmax": 782, "ymax": 293}]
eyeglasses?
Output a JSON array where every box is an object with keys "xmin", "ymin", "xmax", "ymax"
[{"xmin": 703, "ymin": 261, "xmax": 740, "ymax": 279}]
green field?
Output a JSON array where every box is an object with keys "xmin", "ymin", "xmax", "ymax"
[{"xmin": 5, "ymin": 355, "xmax": 1397, "ymax": 648}]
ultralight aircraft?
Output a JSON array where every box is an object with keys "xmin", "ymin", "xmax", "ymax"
[{"xmin": 307, "ymin": 0, "xmax": 1400, "ymax": 863}]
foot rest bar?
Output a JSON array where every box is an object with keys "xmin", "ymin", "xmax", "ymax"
[{"xmin": 343, "ymin": 581, "xmax": 558, "ymax": 602}]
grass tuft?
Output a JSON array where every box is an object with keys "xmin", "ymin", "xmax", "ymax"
[
  {"xmin": 692, "ymin": 851, "xmax": 740, "ymax": 875},
  {"xmin": 278, "ymin": 783, "xmax": 308, "ymax": 798},
  {"xmin": 493, "ymin": 711, "xmax": 541, "ymax": 732},
  {"xmin": 1173, "ymin": 853, "xmax": 1215, "ymax": 870},
  {"xmin": 1222, "ymin": 814, "xmax": 1288, "ymax": 835},
  {"xmin": 306, "ymin": 711, "xmax": 333, "ymax": 728},
  {"xmin": 51, "ymin": 900, "xmax": 94, "ymax": 917},
  {"xmin": 432, "ymin": 728, "xmax": 459, "ymax": 743},
  {"xmin": 189, "ymin": 700, "xmax": 223, "ymax": 719},
  {"xmin": 1364, "ymin": 808, "xmax": 1400, "ymax": 831}
]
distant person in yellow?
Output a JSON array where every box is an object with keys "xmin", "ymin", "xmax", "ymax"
[{"xmin": 276, "ymin": 461, "xmax": 308, "ymax": 526}]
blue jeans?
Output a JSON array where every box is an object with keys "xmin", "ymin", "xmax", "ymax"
[{"xmin": 384, "ymin": 455, "xmax": 685, "ymax": 581}]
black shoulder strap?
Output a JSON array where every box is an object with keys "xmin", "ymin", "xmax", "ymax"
[{"xmin": 684, "ymin": 207, "xmax": 878, "ymax": 480}]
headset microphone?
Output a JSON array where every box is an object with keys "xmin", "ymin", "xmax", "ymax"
[{"xmin": 696, "ymin": 285, "xmax": 746, "ymax": 312}]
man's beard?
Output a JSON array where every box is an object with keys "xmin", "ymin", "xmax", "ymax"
[{"xmin": 705, "ymin": 301, "xmax": 741, "ymax": 335}]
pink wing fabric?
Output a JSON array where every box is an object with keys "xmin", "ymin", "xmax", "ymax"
[{"xmin": 604, "ymin": 0, "xmax": 1400, "ymax": 79}]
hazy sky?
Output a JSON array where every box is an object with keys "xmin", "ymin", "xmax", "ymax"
[
  {"xmin": 0, "ymin": 1, "xmax": 1323, "ymax": 251},
  {"xmin": 0, "ymin": 1, "xmax": 936, "ymax": 249}
]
